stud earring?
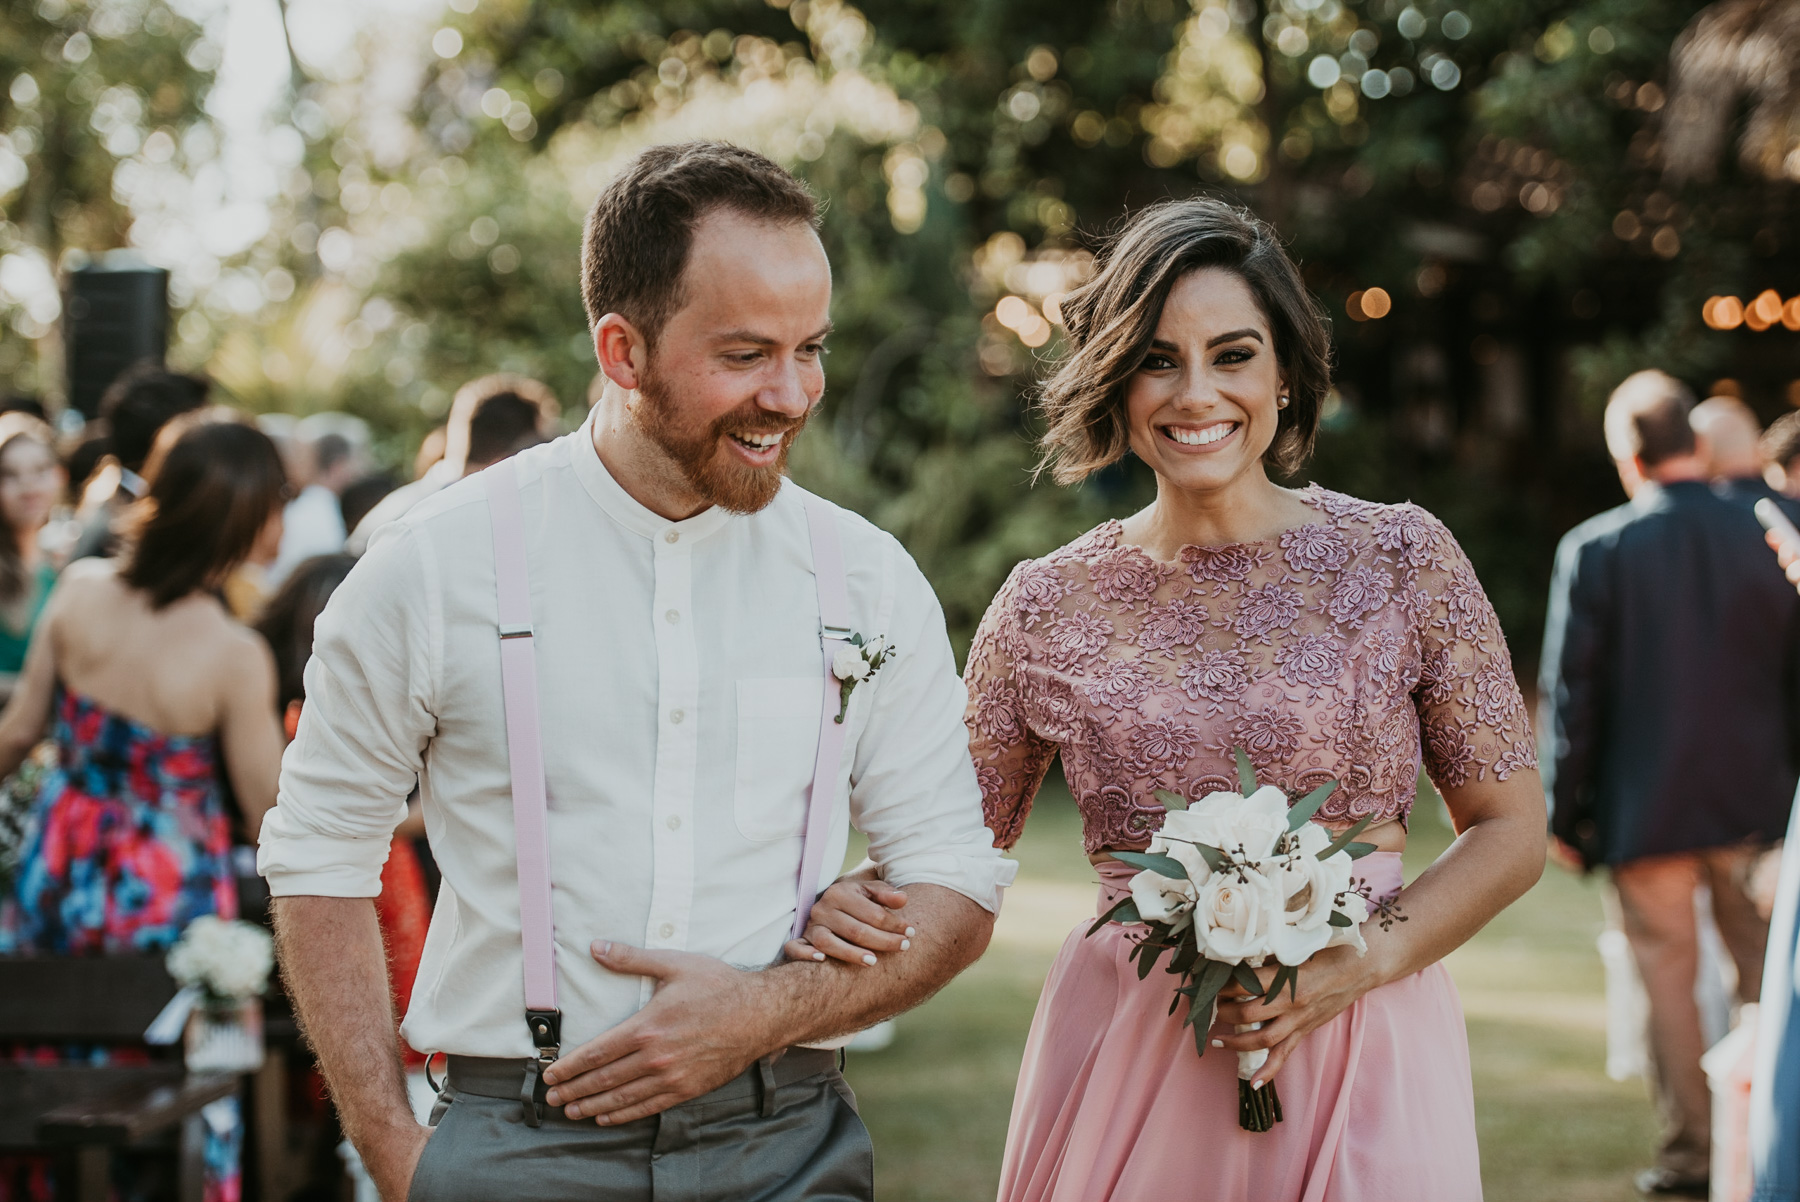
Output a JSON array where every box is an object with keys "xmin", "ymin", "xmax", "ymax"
[{"xmin": 1277, "ymin": 395, "xmax": 1290, "ymax": 409}]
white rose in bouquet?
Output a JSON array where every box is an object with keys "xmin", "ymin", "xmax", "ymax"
[
  {"xmin": 1147, "ymin": 823, "xmax": 1213, "ymax": 886},
  {"xmin": 1128, "ymin": 866, "xmax": 1196, "ymax": 924},
  {"xmin": 1192, "ymin": 866, "xmax": 1282, "ymax": 964},
  {"xmin": 1326, "ymin": 888, "xmax": 1372, "ymax": 954},
  {"xmin": 1268, "ymin": 823, "xmax": 1355, "ymax": 965},
  {"xmin": 1169, "ymin": 786, "xmax": 1290, "ymax": 862}
]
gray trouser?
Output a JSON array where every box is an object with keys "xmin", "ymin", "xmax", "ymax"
[{"xmin": 407, "ymin": 1048, "xmax": 873, "ymax": 1202}]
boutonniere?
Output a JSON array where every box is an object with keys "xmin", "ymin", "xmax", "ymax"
[{"xmin": 830, "ymin": 634, "xmax": 896, "ymax": 723}]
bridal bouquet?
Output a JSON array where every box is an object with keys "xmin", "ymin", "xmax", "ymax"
[{"xmin": 1088, "ymin": 751, "xmax": 1376, "ymax": 1131}]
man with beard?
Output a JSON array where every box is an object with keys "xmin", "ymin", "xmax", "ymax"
[{"xmin": 258, "ymin": 142, "xmax": 1013, "ymax": 1201}]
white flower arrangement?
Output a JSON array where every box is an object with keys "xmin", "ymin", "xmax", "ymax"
[
  {"xmin": 165, "ymin": 915, "xmax": 275, "ymax": 1003},
  {"xmin": 1089, "ymin": 750, "xmax": 1381, "ymax": 1132},
  {"xmin": 830, "ymin": 634, "xmax": 895, "ymax": 723}
]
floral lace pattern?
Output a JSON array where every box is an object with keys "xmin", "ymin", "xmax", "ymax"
[{"xmin": 965, "ymin": 485, "xmax": 1536, "ymax": 853}]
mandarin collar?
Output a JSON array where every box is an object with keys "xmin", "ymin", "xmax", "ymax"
[{"xmin": 570, "ymin": 408, "xmax": 734, "ymax": 545}]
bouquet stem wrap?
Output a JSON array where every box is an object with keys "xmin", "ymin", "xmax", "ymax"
[{"xmin": 1234, "ymin": 1024, "xmax": 1282, "ymax": 1132}]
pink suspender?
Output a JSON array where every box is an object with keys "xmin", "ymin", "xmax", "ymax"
[
  {"xmin": 483, "ymin": 460, "xmax": 561, "ymax": 1123},
  {"xmin": 794, "ymin": 498, "xmax": 852, "ymax": 939},
  {"xmin": 484, "ymin": 461, "xmax": 851, "ymax": 1121}
]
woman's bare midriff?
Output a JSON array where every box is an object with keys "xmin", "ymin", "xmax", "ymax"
[{"xmin": 1089, "ymin": 816, "xmax": 1407, "ymax": 866}]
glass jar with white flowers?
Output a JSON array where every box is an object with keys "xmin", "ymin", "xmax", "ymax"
[{"xmin": 163, "ymin": 916, "xmax": 274, "ymax": 1074}]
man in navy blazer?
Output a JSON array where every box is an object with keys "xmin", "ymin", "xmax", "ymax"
[{"xmin": 1540, "ymin": 370, "xmax": 1800, "ymax": 1197}]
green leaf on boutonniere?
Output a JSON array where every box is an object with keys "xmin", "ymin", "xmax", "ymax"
[
  {"xmin": 1085, "ymin": 895, "xmax": 1140, "ymax": 937},
  {"xmin": 849, "ymin": 633, "xmax": 864, "ymax": 647},
  {"xmin": 1234, "ymin": 748, "xmax": 1257, "ymax": 794},
  {"xmin": 1286, "ymin": 781, "xmax": 1338, "ymax": 830},
  {"xmin": 1327, "ymin": 911, "xmax": 1354, "ymax": 927},
  {"xmin": 1345, "ymin": 842, "xmax": 1378, "ymax": 860},
  {"xmin": 1320, "ymin": 815, "xmax": 1374, "ymax": 861},
  {"xmin": 1154, "ymin": 788, "xmax": 1189, "ymax": 813},
  {"xmin": 1109, "ymin": 850, "xmax": 1187, "ymax": 880}
]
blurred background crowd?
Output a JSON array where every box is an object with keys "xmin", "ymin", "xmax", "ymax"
[{"xmin": 1, "ymin": 0, "xmax": 1799, "ymax": 1198}]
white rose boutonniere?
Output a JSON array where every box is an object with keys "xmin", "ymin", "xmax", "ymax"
[{"xmin": 830, "ymin": 634, "xmax": 895, "ymax": 723}]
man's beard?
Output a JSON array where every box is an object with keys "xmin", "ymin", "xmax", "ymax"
[{"xmin": 634, "ymin": 369, "xmax": 810, "ymax": 515}]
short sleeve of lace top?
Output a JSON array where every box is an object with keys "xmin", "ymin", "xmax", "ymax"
[
  {"xmin": 964, "ymin": 562, "xmax": 1059, "ymax": 850},
  {"xmin": 1405, "ymin": 511, "xmax": 1539, "ymax": 792}
]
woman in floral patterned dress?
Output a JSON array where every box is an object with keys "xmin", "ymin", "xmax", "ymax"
[
  {"xmin": 795, "ymin": 200, "xmax": 1546, "ymax": 1201},
  {"xmin": 0, "ymin": 413, "xmax": 288, "ymax": 1202}
]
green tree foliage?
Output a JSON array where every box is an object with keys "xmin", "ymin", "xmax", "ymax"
[
  {"xmin": 18, "ymin": 0, "xmax": 1798, "ymax": 665},
  {"xmin": 0, "ymin": 0, "xmax": 215, "ymax": 389}
]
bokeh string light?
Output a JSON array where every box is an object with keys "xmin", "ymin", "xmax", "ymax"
[{"xmin": 1704, "ymin": 291, "xmax": 1800, "ymax": 331}]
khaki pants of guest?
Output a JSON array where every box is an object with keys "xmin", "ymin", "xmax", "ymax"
[{"xmin": 1613, "ymin": 846, "xmax": 1769, "ymax": 1178}]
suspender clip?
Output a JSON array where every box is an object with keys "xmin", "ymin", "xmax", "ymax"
[
  {"xmin": 821, "ymin": 624, "xmax": 853, "ymax": 641},
  {"xmin": 521, "ymin": 1008, "xmax": 562, "ymax": 1127},
  {"xmin": 499, "ymin": 622, "xmax": 534, "ymax": 640}
]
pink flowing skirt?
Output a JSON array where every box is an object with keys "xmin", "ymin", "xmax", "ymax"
[{"xmin": 997, "ymin": 853, "xmax": 1481, "ymax": 1202}]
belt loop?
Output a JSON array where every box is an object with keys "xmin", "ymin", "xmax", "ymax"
[{"xmin": 756, "ymin": 1055, "xmax": 779, "ymax": 1119}]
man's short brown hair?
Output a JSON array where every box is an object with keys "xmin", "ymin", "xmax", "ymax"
[
  {"xmin": 1604, "ymin": 370, "xmax": 1697, "ymax": 467},
  {"xmin": 579, "ymin": 141, "xmax": 819, "ymax": 344}
]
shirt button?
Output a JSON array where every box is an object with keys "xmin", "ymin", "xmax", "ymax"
[
  {"xmin": 669, "ymin": 708, "xmax": 684, "ymax": 724},
  {"xmin": 664, "ymin": 530, "xmax": 679, "ymax": 544},
  {"xmin": 665, "ymin": 609, "xmax": 680, "ymax": 624},
  {"xmin": 666, "ymin": 814, "xmax": 682, "ymax": 831},
  {"xmin": 659, "ymin": 922, "xmax": 675, "ymax": 939}
]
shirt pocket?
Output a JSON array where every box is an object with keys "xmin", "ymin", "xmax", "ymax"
[{"xmin": 734, "ymin": 677, "xmax": 823, "ymax": 842}]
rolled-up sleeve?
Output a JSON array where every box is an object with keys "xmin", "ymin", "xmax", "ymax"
[
  {"xmin": 257, "ymin": 522, "xmax": 440, "ymax": 897},
  {"xmin": 848, "ymin": 542, "xmax": 1017, "ymax": 914}
]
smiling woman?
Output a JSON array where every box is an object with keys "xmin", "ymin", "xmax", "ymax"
[{"xmin": 951, "ymin": 196, "xmax": 1546, "ymax": 1201}]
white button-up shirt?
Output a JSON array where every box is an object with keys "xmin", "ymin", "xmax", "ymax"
[{"xmin": 258, "ymin": 418, "xmax": 1014, "ymax": 1058}]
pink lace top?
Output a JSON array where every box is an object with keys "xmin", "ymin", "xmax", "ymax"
[{"xmin": 965, "ymin": 485, "xmax": 1537, "ymax": 853}]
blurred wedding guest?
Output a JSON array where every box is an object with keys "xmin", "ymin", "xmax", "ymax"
[
  {"xmin": 1541, "ymin": 370, "xmax": 1800, "ymax": 1199},
  {"xmin": 70, "ymin": 362, "xmax": 208, "ymax": 561},
  {"xmin": 0, "ymin": 417, "xmax": 289, "ymax": 1202},
  {"xmin": 256, "ymin": 555, "xmax": 430, "ymax": 1062},
  {"xmin": 339, "ymin": 470, "xmax": 400, "ymax": 535},
  {"xmin": 0, "ymin": 415, "xmax": 66, "ymax": 704},
  {"xmin": 412, "ymin": 424, "xmax": 447, "ymax": 480},
  {"xmin": 1763, "ymin": 411, "xmax": 1800, "ymax": 502},
  {"xmin": 345, "ymin": 374, "xmax": 559, "ymax": 553},
  {"xmin": 1694, "ymin": 395, "xmax": 1789, "ymax": 513},
  {"xmin": 269, "ymin": 431, "xmax": 357, "ymax": 588}
]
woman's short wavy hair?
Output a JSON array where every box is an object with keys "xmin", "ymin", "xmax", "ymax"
[{"xmin": 1036, "ymin": 198, "xmax": 1333, "ymax": 485}]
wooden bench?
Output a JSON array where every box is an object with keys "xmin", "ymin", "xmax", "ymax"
[{"xmin": 0, "ymin": 957, "xmax": 241, "ymax": 1202}]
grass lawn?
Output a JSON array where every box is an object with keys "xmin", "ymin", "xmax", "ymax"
[{"xmin": 840, "ymin": 775, "xmax": 1659, "ymax": 1201}]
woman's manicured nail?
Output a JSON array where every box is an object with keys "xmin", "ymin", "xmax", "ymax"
[
  {"xmin": 811, "ymin": 951, "xmax": 825, "ymax": 961},
  {"xmin": 904, "ymin": 927, "xmax": 916, "ymax": 938},
  {"xmin": 1252, "ymin": 1080, "xmax": 1265, "ymax": 1091},
  {"xmin": 861, "ymin": 953, "xmax": 877, "ymax": 966},
  {"xmin": 900, "ymin": 939, "xmax": 911, "ymax": 950},
  {"xmin": 1211, "ymin": 1039, "xmax": 1224, "ymax": 1048}
]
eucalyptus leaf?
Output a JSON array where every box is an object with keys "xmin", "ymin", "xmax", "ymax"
[
  {"xmin": 1234, "ymin": 748, "xmax": 1257, "ymax": 794},
  {"xmin": 1327, "ymin": 911, "xmax": 1353, "ymax": 928},
  {"xmin": 1285, "ymin": 780, "xmax": 1339, "ymax": 831},
  {"xmin": 1345, "ymin": 842, "xmax": 1378, "ymax": 860},
  {"xmin": 1154, "ymin": 788, "xmax": 1190, "ymax": 813},
  {"xmin": 1110, "ymin": 850, "xmax": 1188, "ymax": 880},
  {"xmin": 1320, "ymin": 815, "xmax": 1374, "ymax": 861},
  {"xmin": 1085, "ymin": 895, "xmax": 1139, "ymax": 938},
  {"xmin": 1182, "ymin": 841, "xmax": 1227, "ymax": 872},
  {"xmin": 1229, "ymin": 961, "xmax": 1266, "ymax": 998},
  {"xmin": 1266, "ymin": 964, "xmax": 1292, "ymax": 1003}
]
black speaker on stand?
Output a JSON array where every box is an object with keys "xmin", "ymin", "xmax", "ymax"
[{"xmin": 63, "ymin": 264, "xmax": 169, "ymax": 419}]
